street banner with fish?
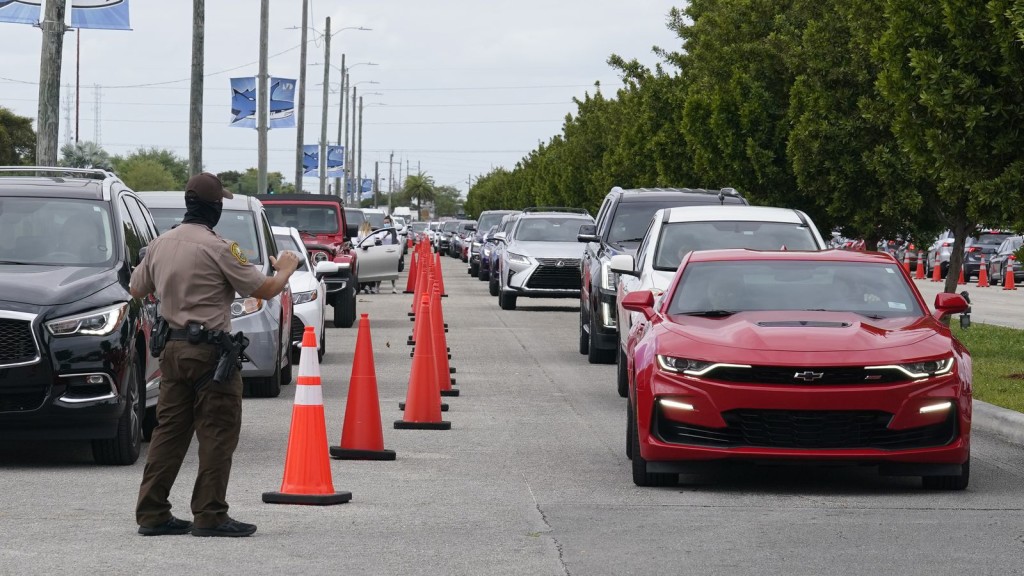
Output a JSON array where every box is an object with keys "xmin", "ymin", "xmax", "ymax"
[
  {"xmin": 229, "ymin": 77, "xmax": 257, "ymax": 129},
  {"xmin": 268, "ymin": 76, "xmax": 296, "ymax": 129},
  {"xmin": 0, "ymin": 0, "xmax": 131, "ymax": 29},
  {"xmin": 303, "ymin": 145, "xmax": 344, "ymax": 178}
]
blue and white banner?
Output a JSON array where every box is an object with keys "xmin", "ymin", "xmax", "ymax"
[
  {"xmin": 268, "ymin": 76, "xmax": 295, "ymax": 129},
  {"xmin": 229, "ymin": 77, "xmax": 257, "ymax": 129},
  {"xmin": 0, "ymin": 0, "xmax": 131, "ymax": 30},
  {"xmin": 303, "ymin": 145, "xmax": 344, "ymax": 178}
]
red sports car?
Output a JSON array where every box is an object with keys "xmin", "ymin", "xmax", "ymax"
[{"xmin": 622, "ymin": 249, "xmax": 971, "ymax": 489}]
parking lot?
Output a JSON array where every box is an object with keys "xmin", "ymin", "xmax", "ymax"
[{"xmin": 2, "ymin": 256, "xmax": 1023, "ymax": 575}]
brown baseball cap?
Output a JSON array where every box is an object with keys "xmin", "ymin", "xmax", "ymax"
[{"xmin": 185, "ymin": 172, "xmax": 233, "ymax": 202}]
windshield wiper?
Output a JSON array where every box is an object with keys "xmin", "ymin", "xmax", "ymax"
[
  {"xmin": 680, "ymin": 309, "xmax": 738, "ymax": 317},
  {"xmin": 856, "ymin": 312, "xmax": 887, "ymax": 320},
  {"xmin": 296, "ymin": 229, "xmax": 319, "ymax": 237},
  {"xmin": 616, "ymin": 237, "xmax": 646, "ymax": 243},
  {"xmin": 0, "ymin": 260, "xmax": 28, "ymax": 265}
]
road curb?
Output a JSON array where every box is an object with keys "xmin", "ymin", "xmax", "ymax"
[{"xmin": 973, "ymin": 400, "xmax": 1024, "ymax": 446}]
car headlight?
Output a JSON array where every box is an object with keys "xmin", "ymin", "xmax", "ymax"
[
  {"xmin": 868, "ymin": 357, "xmax": 955, "ymax": 379},
  {"xmin": 656, "ymin": 355, "xmax": 751, "ymax": 376},
  {"xmin": 507, "ymin": 252, "xmax": 530, "ymax": 265},
  {"xmin": 46, "ymin": 303, "xmax": 129, "ymax": 337},
  {"xmin": 230, "ymin": 297, "xmax": 263, "ymax": 318},
  {"xmin": 600, "ymin": 261, "xmax": 617, "ymax": 290},
  {"xmin": 311, "ymin": 251, "xmax": 329, "ymax": 264},
  {"xmin": 292, "ymin": 289, "xmax": 318, "ymax": 305},
  {"xmin": 472, "ymin": 241, "xmax": 482, "ymax": 249}
]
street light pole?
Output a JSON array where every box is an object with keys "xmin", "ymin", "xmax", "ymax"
[
  {"xmin": 293, "ymin": 0, "xmax": 308, "ymax": 191},
  {"xmin": 257, "ymin": 0, "xmax": 269, "ymax": 194},
  {"xmin": 318, "ymin": 17, "xmax": 330, "ymax": 195},
  {"xmin": 349, "ymin": 85, "xmax": 357, "ymax": 203},
  {"xmin": 357, "ymin": 95, "xmax": 363, "ymax": 207},
  {"xmin": 335, "ymin": 54, "xmax": 345, "ymax": 200}
]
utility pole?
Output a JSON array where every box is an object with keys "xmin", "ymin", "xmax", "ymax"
[
  {"xmin": 293, "ymin": 0, "xmax": 308, "ymax": 191},
  {"xmin": 342, "ymin": 73, "xmax": 350, "ymax": 202},
  {"xmin": 36, "ymin": 0, "xmax": 67, "ymax": 166},
  {"xmin": 334, "ymin": 54, "xmax": 345, "ymax": 199},
  {"xmin": 257, "ymin": 0, "xmax": 269, "ymax": 194},
  {"xmin": 75, "ymin": 30, "xmax": 79, "ymax": 143},
  {"xmin": 188, "ymin": 0, "xmax": 204, "ymax": 176},
  {"xmin": 388, "ymin": 151, "xmax": 394, "ymax": 212},
  {"xmin": 94, "ymin": 85, "xmax": 102, "ymax": 146},
  {"xmin": 318, "ymin": 17, "xmax": 331, "ymax": 195},
  {"xmin": 348, "ymin": 84, "xmax": 356, "ymax": 203},
  {"xmin": 357, "ymin": 95, "xmax": 364, "ymax": 205},
  {"xmin": 373, "ymin": 161, "xmax": 379, "ymax": 208}
]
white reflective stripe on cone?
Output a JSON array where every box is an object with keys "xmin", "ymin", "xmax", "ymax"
[
  {"xmin": 294, "ymin": 385, "xmax": 323, "ymax": 406},
  {"xmin": 299, "ymin": 341, "xmax": 320, "ymax": 378}
]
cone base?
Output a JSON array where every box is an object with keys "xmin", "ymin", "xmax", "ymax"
[
  {"xmin": 329, "ymin": 446, "xmax": 397, "ymax": 461},
  {"xmin": 450, "ymin": 367, "xmax": 456, "ymax": 374},
  {"xmin": 262, "ymin": 491, "xmax": 352, "ymax": 505},
  {"xmin": 403, "ymin": 290, "xmax": 415, "ymax": 294},
  {"xmin": 400, "ymin": 401, "xmax": 448, "ymax": 411},
  {"xmin": 394, "ymin": 420, "xmax": 451, "ymax": 430},
  {"xmin": 440, "ymin": 388, "xmax": 459, "ymax": 397}
]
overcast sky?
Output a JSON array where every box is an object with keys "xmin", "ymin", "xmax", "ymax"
[{"xmin": 1, "ymin": 1, "xmax": 681, "ymax": 194}]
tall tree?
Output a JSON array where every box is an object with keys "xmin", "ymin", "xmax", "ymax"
[
  {"xmin": 402, "ymin": 173, "xmax": 435, "ymax": 214},
  {"xmin": 876, "ymin": 0, "xmax": 1024, "ymax": 292},
  {"xmin": 118, "ymin": 158, "xmax": 177, "ymax": 191},
  {"xmin": 0, "ymin": 107, "xmax": 36, "ymax": 165},
  {"xmin": 60, "ymin": 141, "xmax": 111, "ymax": 169},
  {"xmin": 112, "ymin": 148, "xmax": 190, "ymax": 189}
]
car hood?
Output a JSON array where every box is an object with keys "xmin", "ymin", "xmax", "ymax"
[
  {"xmin": 509, "ymin": 241, "xmax": 585, "ymax": 260},
  {"xmin": 661, "ymin": 311, "xmax": 944, "ymax": 354},
  {"xmin": 288, "ymin": 270, "xmax": 319, "ymax": 293},
  {"xmin": 0, "ymin": 264, "xmax": 118, "ymax": 306}
]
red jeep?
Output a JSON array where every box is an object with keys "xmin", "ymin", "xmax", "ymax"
[{"xmin": 257, "ymin": 194, "xmax": 360, "ymax": 328}]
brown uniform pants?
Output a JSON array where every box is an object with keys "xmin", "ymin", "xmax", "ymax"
[{"xmin": 136, "ymin": 340, "xmax": 243, "ymax": 529}]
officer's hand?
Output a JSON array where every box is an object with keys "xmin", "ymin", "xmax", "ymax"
[{"xmin": 271, "ymin": 251, "xmax": 301, "ymax": 273}]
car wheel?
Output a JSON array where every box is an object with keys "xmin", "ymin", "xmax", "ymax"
[
  {"xmin": 281, "ymin": 361, "xmax": 292, "ymax": 386},
  {"xmin": 578, "ymin": 305, "xmax": 589, "ymax": 355},
  {"xmin": 630, "ymin": 399, "xmax": 676, "ymax": 487},
  {"xmin": 617, "ymin": 346, "xmax": 629, "ymax": 398},
  {"xmin": 921, "ymin": 457, "xmax": 970, "ymax": 490},
  {"xmin": 498, "ymin": 290, "xmax": 517, "ymax": 310},
  {"xmin": 398, "ymin": 256, "xmax": 405, "ymax": 273},
  {"xmin": 478, "ymin": 265, "xmax": 490, "ymax": 282},
  {"xmin": 469, "ymin": 263, "xmax": 478, "ymax": 276},
  {"xmin": 333, "ymin": 285, "xmax": 357, "ymax": 328},
  {"xmin": 588, "ymin": 314, "xmax": 615, "ymax": 364},
  {"xmin": 489, "ymin": 272, "xmax": 500, "ymax": 296},
  {"xmin": 318, "ymin": 329, "xmax": 326, "ymax": 363},
  {"xmin": 92, "ymin": 355, "xmax": 144, "ymax": 465},
  {"xmin": 248, "ymin": 355, "xmax": 282, "ymax": 398}
]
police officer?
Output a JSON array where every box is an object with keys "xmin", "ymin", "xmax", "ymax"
[{"xmin": 130, "ymin": 172, "xmax": 300, "ymax": 537}]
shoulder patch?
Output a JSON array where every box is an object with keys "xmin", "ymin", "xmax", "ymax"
[{"xmin": 230, "ymin": 242, "xmax": 248, "ymax": 265}]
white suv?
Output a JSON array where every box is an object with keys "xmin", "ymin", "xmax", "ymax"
[{"xmin": 608, "ymin": 205, "xmax": 827, "ymax": 397}]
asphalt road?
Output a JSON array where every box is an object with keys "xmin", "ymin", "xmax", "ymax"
[
  {"xmin": 1, "ymin": 255, "xmax": 1023, "ymax": 575},
  {"xmin": 913, "ymin": 275, "xmax": 1024, "ymax": 329}
]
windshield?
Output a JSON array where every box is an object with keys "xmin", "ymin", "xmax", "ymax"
[
  {"xmin": 0, "ymin": 197, "xmax": 115, "ymax": 266},
  {"xmin": 477, "ymin": 212, "xmax": 508, "ymax": 232},
  {"xmin": 608, "ymin": 201, "xmax": 707, "ymax": 244},
  {"xmin": 668, "ymin": 261, "xmax": 922, "ymax": 317},
  {"xmin": 654, "ymin": 221, "xmax": 818, "ymax": 270},
  {"xmin": 263, "ymin": 204, "xmax": 340, "ymax": 235},
  {"xmin": 442, "ymin": 221, "xmax": 460, "ymax": 232},
  {"xmin": 514, "ymin": 217, "xmax": 591, "ymax": 242},
  {"xmin": 364, "ymin": 212, "xmax": 387, "ymax": 229},
  {"xmin": 410, "ymin": 222, "xmax": 428, "ymax": 233},
  {"xmin": 273, "ymin": 234, "xmax": 309, "ymax": 271},
  {"xmin": 150, "ymin": 208, "xmax": 264, "ymax": 265}
]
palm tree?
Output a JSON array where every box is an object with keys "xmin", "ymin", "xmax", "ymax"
[
  {"xmin": 403, "ymin": 173, "xmax": 435, "ymax": 215},
  {"xmin": 60, "ymin": 141, "xmax": 111, "ymax": 169}
]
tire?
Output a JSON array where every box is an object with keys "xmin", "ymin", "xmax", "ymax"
[
  {"xmin": 281, "ymin": 361, "xmax": 292, "ymax": 386},
  {"xmin": 469, "ymin": 263, "xmax": 479, "ymax": 276},
  {"xmin": 626, "ymin": 396, "xmax": 634, "ymax": 460},
  {"xmin": 922, "ymin": 458, "xmax": 970, "ymax": 490},
  {"xmin": 398, "ymin": 256, "xmax": 405, "ymax": 273},
  {"xmin": 617, "ymin": 346, "xmax": 629, "ymax": 398},
  {"xmin": 478, "ymin": 265, "xmax": 490, "ymax": 282},
  {"xmin": 588, "ymin": 314, "xmax": 615, "ymax": 364},
  {"xmin": 578, "ymin": 305, "xmax": 589, "ymax": 355},
  {"xmin": 318, "ymin": 329, "xmax": 326, "ymax": 363},
  {"xmin": 630, "ymin": 399, "xmax": 677, "ymax": 487},
  {"xmin": 248, "ymin": 355, "xmax": 282, "ymax": 398},
  {"xmin": 92, "ymin": 356, "xmax": 144, "ymax": 465},
  {"xmin": 498, "ymin": 290, "xmax": 517, "ymax": 310},
  {"xmin": 333, "ymin": 286, "xmax": 357, "ymax": 328}
]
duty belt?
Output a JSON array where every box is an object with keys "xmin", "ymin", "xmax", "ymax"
[{"xmin": 168, "ymin": 328, "xmax": 227, "ymax": 343}]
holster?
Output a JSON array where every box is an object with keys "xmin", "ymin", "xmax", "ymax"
[
  {"xmin": 149, "ymin": 317, "xmax": 169, "ymax": 358},
  {"xmin": 213, "ymin": 331, "xmax": 249, "ymax": 385}
]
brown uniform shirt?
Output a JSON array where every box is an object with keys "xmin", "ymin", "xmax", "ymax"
[{"xmin": 130, "ymin": 223, "xmax": 267, "ymax": 332}]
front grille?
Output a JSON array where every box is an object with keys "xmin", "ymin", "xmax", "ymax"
[
  {"xmin": 709, "ymin": 365, "xmax": 907, "ymax": 385},
  {"xmin": 656, "ymin": 408, "xmax": 956, "ymax": 450},
  {"xmin": 290, "ymin": 315, "xmax": 306, "ymax": 343},
  {"xmin": 524, "ymin": 258, "xmax": 581, "ymax": 290},
  {"xmin": 0, "ymin": 319, "xmax": 37, "ymax": 366}
]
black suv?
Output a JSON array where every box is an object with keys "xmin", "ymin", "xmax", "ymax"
[
  {"xmin": 577, "ymin": 186, "xmax": 747, "ymax": 364},
  {"xmin": 0, "ymin": 167, "xmax": 160, "ymax": 464}
]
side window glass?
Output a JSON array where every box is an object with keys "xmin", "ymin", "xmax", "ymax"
[
  {"xmin": 595, "ymin": 198, "xmax": 613, "ymax": 236},
  {"xmin": 261, "ymin": 213, "xmax": 278, "ymax": 257},
  {"xmin": 124, "ymin": 196, "xmax": 153, "ymax": 245},
  {"xmin": 635, "ymin": 220, "xmax": 656, "ymax": 269},
  {"xmin": 119, "ymin": 198, "xmax": 143, "ymax": 267}
]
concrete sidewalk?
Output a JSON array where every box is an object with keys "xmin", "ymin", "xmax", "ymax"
[{"xmin": 912, "ymin": 277, "xmax": 1024, "ymax": 445}]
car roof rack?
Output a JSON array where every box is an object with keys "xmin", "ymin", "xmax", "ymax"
[
  {"xmin": 0, "ymin": 166, "xmax": 118, "ymax": 180},
  {"xmin": 521, "ymin": 206, "xmax": 590, "ymax": 215}
]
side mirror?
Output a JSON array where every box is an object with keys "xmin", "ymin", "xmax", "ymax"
[
  {"xmin": 577, "ymin": 223, "xmax": 599, "ymax": 243},
  {"xmin": 932, "ymin": 292, "xmax": 969, "ymax": 320},
  {"xmin": 468, "ymin": 225, "xmax": 476, "ymax": 232},
  {"xmin": 621, "ymin": 289, "xmax": 657, "ymax": 321},
  {"xmin": 375, "ymin": 239, "xmax": 383, "ymax": 246},
  {"xmin": 493, "ymin": 232, "xmax": 506, "ymax": 243},
  {"xmin": 609, "ymin": 254, "xmax": 637, "ymax": 277},
  {"xmin": 314, "ymin": 261, "xmax": 340, "ymax": 279}
]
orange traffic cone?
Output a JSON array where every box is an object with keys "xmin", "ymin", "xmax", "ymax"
[
  {"xmin": 430, "ymin": 286, "xmax": 459, "ymax": 397},
  {"xmin": 977, "ymin": 256, "xmax": 990, "ymax": 288},
  {"xmin": 914, "ymin": 251, "xmax": 926, "ymax": 279},
  {"xmin": 434, "ymin": 252, "xmax": 448, "ymax": 297},
  {"xmin": 931, "ymin": 258, "xmax": 941, "ymax": 282},
  {"xmin": 403, "ymin": 243, "xmax": 419, "ymax": 294},
  {"xmin": 395, "ymin": 296, "xmax": 451, "ymax": 430},
  {"xmin": 902, "ymin": 251, "xmax": 911, "ymax": 273},
  {"xmin": 263, "ymin": 326, "xmax": 352, "ymax": 505},
  {"xmin": 399, "ymin": 294, "xmax": 449, "ymax": 411},
  {"xmin": 1004, "ymin": 259, "xmax": 1018, "ymax": 290},
  {"xmin": 957, "ymin": 265, "xmax": 966, "ymax": 285},
  {"xmin": 330, "ymin": 314, "xmax": 396, "ymax": 461}
]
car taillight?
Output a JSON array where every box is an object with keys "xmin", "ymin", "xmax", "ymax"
[
  {"xmin": 942, "ymin": 242, "xmax": 952, "ymax": 247},
  {"xmin": 1011, "ymin": 255, "xmax": 1017, "ymax": 261},
  {"xmin": 968, "ymin": 247, "xmax": 980, "ymax": 253},
  {"xmin": 908, "ymin": 243, "xmax": 915, "ymax": 250}
]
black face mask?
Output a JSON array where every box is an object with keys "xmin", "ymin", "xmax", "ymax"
[{"xmin": 182, "ymin": 195, "xmax": 223, "ymax": 229}]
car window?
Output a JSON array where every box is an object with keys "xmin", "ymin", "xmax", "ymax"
[
  {"xmin": 514, "ymin": 217, "xmax": 592, "ymax": 242},
  {"xmin": 668, "ymin": 261, "xmax": 922, "ymax": 317},
  {"xmin": 148, "ymin": 208, "xmax": 263, "ymax": 265},
  {"xmin": 608, "ymin": 201, "xmax": 705, "ymax": 244},
  {"xmin": 123, "ymin": 195, "xmax": 154, "ymax": 246},
  {"xmin": 653, "ymin": 221, "xmax": 819, "ymax": 271},
  {"xmin": 261, "ymin": 213, "xmax": 278, "ymax": 260},
  {"xmin": 0, "ymin": 198, "xmax": 116, "ymax": 267},
  {"xmin": 119, "ymin": 198, "xmax": 144, "ymax": 268},
  {"xmin": 634, "ymin": 218, "xmax": 657, "ymax": 269},
  {"xmin": 594, "ymin": 197, "xmax": 613, "ymax": 236},
  {"xmin": 263, "ymin": 204, "xmax": 340, "ymax": 235},
  {"xmin": 361, "ymin": 228, "xmax": 398, "ymax": 246},
  {"xmin": 273, "ymin": 234, "xmax": 309, "ymax": 271}
]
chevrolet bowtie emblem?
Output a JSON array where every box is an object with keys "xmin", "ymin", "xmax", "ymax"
[{"xmin": 793, "ymin": 371, "xmax": 824, "ymax": 382}]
